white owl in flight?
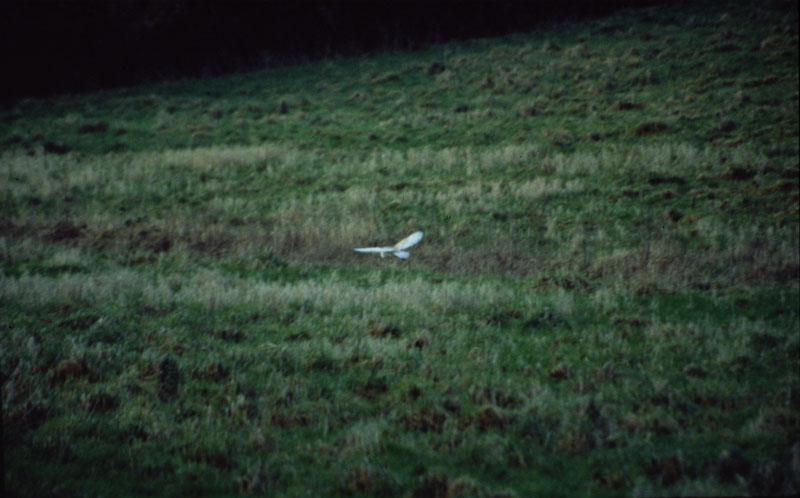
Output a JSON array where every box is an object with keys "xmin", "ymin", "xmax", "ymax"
[{"xmin": 354, "ymin": 231, "xmax": 423, "ymax": 259}]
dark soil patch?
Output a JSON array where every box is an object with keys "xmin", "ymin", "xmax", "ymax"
[
  {"xmin": 157, "ymin": 356, "xmax": 180, "ymax": 401},
  {"xmin": 43, "ymin": 141, "xmax": 70, "ymax": 154},
  {"xmin": 412, "ymin": 473, "xmax": 449, "ymax": 498},
  {"xmin": 717, "ymin": 119, "xmax": 738, "ymax": 132},
  {"xmin": 193, "ymin": 362, "xmax": 229, "ymax": 382},
  {"xmin": 51, "ymin": 357, "xmax": 91, "ymax": 385},
  {"xmin": 134, "ymin": 228, "xmax": 172, "ymax": 253},
  {"xmin": 634, "ymin": 121, "xmax": 668, "ymax": 136},
  {"xmin": 210, "ymin": 328, "xmax": 247, "ymax": 342},
  {"xmin": 404, "ymin": 408, "xmax": 447, "ymax": 433},
  {"xmin": 644, "ymin": 456, "xmax": 682, "ymax": 486},
  {"xmin": 426, "ymin": 62, "xmax": 446, "ymax": 75},
  {"xmin": 354, "ymin": 377, "xmax": 388, "ymax": 400},
  {"xmin": 77, "ymin": 121, "xmax": 109, "ymax": 134},
  {"xmin": 474, "ymin": 405, "xmax": 507, "ymax": 430},
  {"xmin": 84, "ymin": 392, "xmax": 120, "ymax": 413},
  {"xmin": 369, "ymin": 324, "xmax": 402, "ymax": 338},
  {"xmin": 49, "ymin": 220, "xmax": 85, "ymax": 241},
  {"xmin": 648, "ymin": 175, "xmax": 686, "ymax": 186},
  {"xmin": 549, "ymin": 363, "xmax": 570, "ymax": 380},
  {"xmin": 57, "ymin": 314, "xmax": 99, "ymax": 330},
  {"xmin": 720, "ymin": 167, "xmax": 756, "ymax": 180},
  {"xmin": 612, "ymin": 101, "xmax": 644, "ymax": 110}
]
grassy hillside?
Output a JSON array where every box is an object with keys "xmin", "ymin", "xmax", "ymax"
[{"xmin": 2, "ymin": 0, "xmax": 798, "ymax": 496}]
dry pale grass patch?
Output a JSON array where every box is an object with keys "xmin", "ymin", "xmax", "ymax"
[
  {"xmin": 0, "ymin": 144, "xmax": 313, "ymax": 200},
  {"xmin": 589, "ymin": 230, "xmax": 799, "ymax": 291},
  {"xmin": 1, "ymin": 142, "xmax": 767, "ymax": 201},
  {"xmin": 0, "ymin": 268, "xmax": 520, "ymax": 318},
  {"xmin": 151, "ymin": 144, "xmax": 300, "ymax": 170},
  {"xmin": 3, "ymin": 142, "xmax": 796, "ymax": 286},
  {"xmin": 425, "ymin": 177, "xmax": 585, "ymax": 216},
  {"xmin": 267, "ymin": 191, "xmax": 383, "ymax": 260}
]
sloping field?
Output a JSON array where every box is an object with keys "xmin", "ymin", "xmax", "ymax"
[{"xmin": 2, "ymin": 0, "xmax": 798, "ymax": 496}]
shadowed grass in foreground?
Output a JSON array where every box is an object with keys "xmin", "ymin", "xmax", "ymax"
[{"xmin": 2, "ymin": 0, "xmax": 799, "ymax": 496}]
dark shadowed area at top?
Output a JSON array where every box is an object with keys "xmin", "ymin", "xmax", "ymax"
[{"xmin": 2, "ymin": 0, "xmax": 664, "ymax": 101}]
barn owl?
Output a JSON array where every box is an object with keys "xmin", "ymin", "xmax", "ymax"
[{"xmin": 354, "ymin": 231, "xmax": 423, "ymax": 259}]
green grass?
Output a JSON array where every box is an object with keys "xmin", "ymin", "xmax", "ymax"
[{"xmin": 2, "ymin": 0, "xmax": 799, "ymax": 496}]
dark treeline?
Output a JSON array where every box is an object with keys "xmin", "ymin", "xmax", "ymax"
[{"xmin": 2, "ymin": 0, "xmax": 664, "ymax": 101}]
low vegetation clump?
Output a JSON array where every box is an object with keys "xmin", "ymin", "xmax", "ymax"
[{"xmin": 2, "ymin": 0, "xmax": 798, "ymax": 496}]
